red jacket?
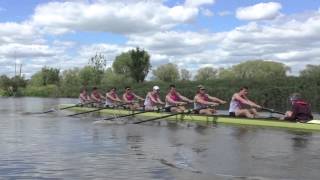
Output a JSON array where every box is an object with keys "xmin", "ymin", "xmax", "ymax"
[{"xmin": 286, "ymin": 100, "xmax": 313, "ymax": 122}]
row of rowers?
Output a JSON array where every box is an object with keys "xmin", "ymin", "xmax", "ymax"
[{"xmin": 79, "ymin": 85, "xmax": 262, "ymax": 118}]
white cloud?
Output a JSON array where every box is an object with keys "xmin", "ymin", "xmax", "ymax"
[
  {"xmin": 185, "ymin": 0, "xmax": 215, "ymax": 7},
  {"xmin": 201, "ymin": 8, "xmax": 214, "ymax": 17},
  {"xmin": 218, "ymin": 11, "xmax": 232, "ymax": 16},
  {"xmin": 236, "ymin": 2, "xmax": 282, "ymax": 21},
  {"xmin": 0, "ymin": 22, "xmax": 42, "ymax": 44},
  {"xmin": 0, "ymin": 1, "xmax": 320, "ymax": 77},
  {"xmin": 31, "ymin": 1, "xmax": 199, "ymax": 35},
  {"xmin": 125, "ymin": 10, "xmax": 320, "ymax": 75}
]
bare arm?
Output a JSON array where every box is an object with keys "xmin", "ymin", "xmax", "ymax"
[
  {"xmin": 122, "ymin": 94, "xmax": 130, "ymax": 103},
  {"xmin": 147, "ymin": 92, "xmax": 158, "ymax": 104},
  {"xmin": 106, "ymin": 93, "xmax": 121, "ymax": 102},
  {"xmin": 132, "ymin": 93, "xmax": 144, "ymax": 101},
  {"xmin": 156, "ymin": 95, "xmax": 165, "ymax": 105},
  {"xmin": 177, "ymin": 92, "xmax": 193, "ymax": 103},
  {"xmin": 207, "ymin": 95, "xmax": 226, "ymax": 104},
  {"xmin": 195, "ymin": 95, "xmax": 218, "ymax": 106},
  {"xmin": 166, "ymin": 94, "xmax": 186, "ymax": 105},
  {"xmin": 234, "ymin": 94, "xmax": 260, "ymax": 108}
]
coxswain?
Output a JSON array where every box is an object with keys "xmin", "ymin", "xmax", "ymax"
[{"xmin": 283, "ymin": 93, "xmax": 313, "ymax": 122}]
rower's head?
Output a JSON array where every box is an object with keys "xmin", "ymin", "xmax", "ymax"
[
  {"xmin": 153, "ymin": 85, "xmax": 160, "ymax": 93},
  {"xmin": 290, "ymin": 93, "xmax": 301, "ymax": 102},
  {"xmin": 125, "ymin": 86, "xmax": 132, "ymax": 93},
  {"xmin": 92, "ymin": 87, "xmax": 98, "ymax": 93},
  {"xmin": 197, "ymin": 85, "xmax": 206, "ymax": 94},
  {"xmin": 110, "ymin": 87, "xmax": 116, "ymax": 93},
  {"xmin": 169, "ymin": 84, "xmax": 176, "ymax": 93},
  {"xmin": 239, "ymin": 86, "xmax": 249, "ymax": 96},
  {"xmin": 80, "ymin": 88, "xmax": 87, "ymax": 94}
]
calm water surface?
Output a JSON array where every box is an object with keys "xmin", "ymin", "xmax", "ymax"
[{"xmin": 0, "ymin": 97, "xmax": 320, "ymax": 180}]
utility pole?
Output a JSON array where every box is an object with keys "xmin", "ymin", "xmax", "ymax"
[
  {"xmin": 19, "ymin": 64, "xmax": 22, "ymax": 77},
  {"xmin": 14, "ymin": 51, "xmax": 17, "ymax": 77}
]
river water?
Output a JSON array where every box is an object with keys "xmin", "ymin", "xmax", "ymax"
[{"xmin": 0, "ymin": 97, "xmax": 320, "ymax": 180}]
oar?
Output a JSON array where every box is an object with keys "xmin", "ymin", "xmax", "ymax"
[
  {"xmin": 59, "ymin": 102, "xmax": 94, "ymax": 110},
  {"xmin": 67, "ymin": 102, "xmax": 131, "ymax": 117},
  {"xmin": 133, "ymin": 109, "xmax": 192, "ymax": 124},
  {"xmin": 104, "ymin": 111, "xmax": 148, "ymax": 121},
  {"xmin": 261, "ymin": 107, "xmax": 285, "ymax": 115},
  {"xmin": 27, "ymin": 102, "xmax": 94, "ymax": 114},
  {"xmin": 103, "ymin": 105, "xmax": 177, "ymax": 121}
]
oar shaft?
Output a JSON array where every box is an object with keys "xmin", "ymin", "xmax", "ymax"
[
  {"xmin": 133, "ymin": 112, "xmax": 186, "ymax": 124},
  {"xmin": 68, "ymin": 107, "xmax": 105, "ymax": 116},
  {"xmin": 59, "ymin": 102, "xmax": 94, "ymax": 110},
  {"xmin": 261, "ymin": 107, "xmax": 285, "ymax": 115},
  {"xmin": 104, "ymin": 111, "xmax": 147, "ymax": 120},
  {"xmin": 68, "ymin": 102, "xmax": 131, "ymax": 117}
]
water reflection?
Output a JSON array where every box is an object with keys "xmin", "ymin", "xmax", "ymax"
[
  {"xmin": 1, "ymin": 97, "xmax": 320, "ymax": 180},
  {"xmin": 289, "ymin": 131, "xmax": 312, "ymax": 150}
]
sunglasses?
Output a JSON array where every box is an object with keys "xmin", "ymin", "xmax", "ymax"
[
  {"xmin": 126, "ymin": 88, "xmax": 131, "ymax": 91},
  {"xmin": 200, "ymin": 88, "xmax": 206, "ymax": 90}
]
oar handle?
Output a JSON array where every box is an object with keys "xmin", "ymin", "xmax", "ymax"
[{"xmin": 261, "ymin": 107, "xmax": 285, "ymax": 115}]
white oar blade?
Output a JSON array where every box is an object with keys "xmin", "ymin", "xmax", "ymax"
[{"xmin": 307, "ymin": 120, "xmax": 320, "ymax": 124}]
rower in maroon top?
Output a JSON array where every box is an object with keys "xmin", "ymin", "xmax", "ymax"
[
  {"xmin": 105, "ymin": 87, "xmax": 122, "ymax": 107},
  {"xmin": 165, "ymin": 84, "xmax": 193, "ymax": 113},
  {"xmin": 79, "ymin": 88, "xmax": 90, "ymax": 104},
  {"xmin": 122, "ymin": 86, "xmax": 144, "ymax": 110},
  {"xmin": 90, "ymin": 87, "xmax": 105, "ymax": 106},
  {"xmin": 194, "ymin": 85, "xmax": 227, "ymax": 115},
  {"xmin": 283, "ymin": 93, "xmax": 313, "ymax": 122}
]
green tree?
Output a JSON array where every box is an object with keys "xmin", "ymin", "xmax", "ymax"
[
  {"xmin": 300, "ymin": 64, "xmax": 320, "ymax": 79},
  {"xmin": 180, "ymin": 68, "xmax": 191, "ymax": 81},
  {"xmin": 112, "ymin": 52, "xmax": 131, "ymax": 76},
  {"xmin": 88, "ymin": 53, "xmax": 107, "ymax": 85},
  {"xmin": 152, "ymin": 63, "xmax": 180, "ymax": 82},
  {"xmin": 231, "ymin": 60, "xmax": 289, "ymax": 79},
  {"xmin": 194, "ymin": 67, "xmax": 218, "ymax": 81},
  {"xmin": 129, "ymin": 47, "xmax": 151, "ymax": 83},
  {"xmin": 89, "ymin": 53, "xmax": 107, "ymax": 72},
  {"xmin": 30, "ymin": 67, "xmax": 60, "ymax": 86},
  {"xmin": 113, "ymin": 47, "xmax": 151, "ymax": 83},
  {"xmin": 218, "ymin": 68, "xmax": 235, "ymax": 79},
  {"xmin": 79, "ymin": 66, "xmax": 97, "ymax": 87},
  {"xmin": 60, "ymin": 68, "xmax": 82, "ymax": 97},
  {"xmin": 101, "ymin": 68, "xmax": 133, "ymax": 89}
]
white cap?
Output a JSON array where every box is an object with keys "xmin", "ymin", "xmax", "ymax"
[{"xmin": 153, "ymin": 86, "xmax": 160, "ymax": 90}]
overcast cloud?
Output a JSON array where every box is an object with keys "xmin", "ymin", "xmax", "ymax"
[{"xmin": 0, "ymin": 0, "xmax": 319, "ymax": 77}]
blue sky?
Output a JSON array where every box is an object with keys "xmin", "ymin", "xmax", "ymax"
[{"xmin": 0, "ymin": 0, "xmax": 319, "ymax": 77}]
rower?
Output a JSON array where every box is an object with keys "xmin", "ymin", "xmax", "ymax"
[
  {"xmin": 283, "ymin": 93, "xmax": 313, "ymax": 122},
  {"xmin": 194, "ymin": 85, "xmax": 227, "ymax": 115},
  {"xmin": 90, "ymin": 87, "xmax": 105, "ymax": 107},
  {"xmin": 79, "ymin": 88, "xmax": 90, "ymax": 105},
  {"xmin": 229, "ymin": 86, "xmax": 261, "ymax": 118},
  {"xmin": 105, "ymin": 87, "xmax": 122, "ymax": 108},
  {"xmin": 122, "ymin": 86, "xmax": 144, "ymax": 110},
  {"xmin": 144, "ymin": 86, "xmax": 165, "ymax": 111},
  {"xmin": 165, "ymin": 84, "xmax": 193, "ymax": 113}
]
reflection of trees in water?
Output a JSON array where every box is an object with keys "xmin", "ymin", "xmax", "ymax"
[{"xmin": 289, "ymin": 131, "xmax": 312, "ymax": 150}]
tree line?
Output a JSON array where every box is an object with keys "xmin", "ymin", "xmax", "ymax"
[{"xmin": 0, "ymin": 47, "xmax": 319, "ymax": 111}]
